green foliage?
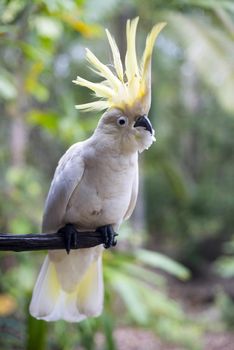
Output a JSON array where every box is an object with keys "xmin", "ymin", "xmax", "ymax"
[
  {"xmin": 0, "ymin": 69, "xmax": 17, "ymax": 100},
  {"xmin": 135, "ymin": 248, "xmax": 190, "ymax": 280},
  {"xmin": 26, "ymin": 314, "xmax": 48, "ymax": 350},
  {"xmin": 101, "ymin": 313, "xmax": 117, "ymax": 350},
  {"xmin": 0, "ymin": 0, "xmax": 234, "ymax": 349},
  {"xmin": 215, "ymin": 291, "xmax": 234, "ymax": 330},
  {"xmin": 214, "ymin": 236, "xmax": 234, "ymax": 278},
  {"xmin": 2, "ymin": 166, "xmax": 44, "ymax": 233},
  {"xmin": 0, "ymin": 316, "xmax": 25, "ymax": 350},
  {"xmin": 102, "ymin": 246, "xmax": 201, "ymax": 349}
]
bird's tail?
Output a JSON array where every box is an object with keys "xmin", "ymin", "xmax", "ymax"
[{"xmin": 29, "ymin": 248, "xmax": 103, "ymax": 322}]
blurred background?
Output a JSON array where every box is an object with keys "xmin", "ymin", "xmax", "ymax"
[{"xmin": 0, "ymin": 0, "xmax": 234, "ymax": 349}]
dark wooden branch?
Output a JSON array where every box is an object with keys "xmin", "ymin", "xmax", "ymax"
[{"xmin": 0, "ymin": 232, "xmax": 105, "ymax": 252}]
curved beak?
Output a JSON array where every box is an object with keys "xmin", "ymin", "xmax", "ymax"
[{"xmin": 134, "ymin": 115, "xmax": 153, "ymax": 135}]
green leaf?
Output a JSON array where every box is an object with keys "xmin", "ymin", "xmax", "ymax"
[
  {"xmin": 31, "ymin": 83, "xmax": 50, "ymax": 102},
  {"xmin": 0, "ymin": 25, "xmax": 13, "ymax": 34},
  {"xmin": 20, "ymin": 42, "xmax": 51, "ymax": 63},
  {"xmin": 190, "ymin": 0, "xmax": 234, "ymax": 12},
  {"xmin": 168, "ymin": 12, "xmax": 234, "ymax": 114},
  {"xmin": 121, "ymin": 262, "xmax": 166, "ymax": 287},
  {"xmin": 214, "ymin": 256, "xmax": 234, "ymax": 278},
  {"xmin": 0, "ymin": 74, "xmax": 17, "ymax": 100},
  {"xmin": 26, "ymin": 313, "xmax": 48, "ymax": 350},
  {"xmin": 101, "ymin": 313, "xmax": 117, "ymax": 350},
  {"xmin": 27, "ymin": 110, "xmax": 59, "ymax": 132},
  {"xmin": 135, "ymin": 249, "xmax": 190, "ymax": 280},
  {"xmin": 33, "ymin": 16, "xmax": 63, "ymax": 39},
  {"xmin": 106, "ymin": 268, "xmax": 149, "ymax": 324}
]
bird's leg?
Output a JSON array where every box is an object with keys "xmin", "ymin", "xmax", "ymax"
[
  {"xmin": 58, "ymin": 223, "xmax": 79, "ymax": 254},
  {"xmin": 96, "ymin": 225, "xmax": 118, "ymax": 249}
]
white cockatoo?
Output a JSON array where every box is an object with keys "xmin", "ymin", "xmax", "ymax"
[{"xmin": 30, "ymin": 17, "xmax": 166, "ymax": 322}]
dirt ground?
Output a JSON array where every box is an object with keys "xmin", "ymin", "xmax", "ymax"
[
  {"xmin": 96, "ymin": 272, "xmax": 234, "ymax": 350},
  {"xmin": 112, "ymin": 327, "xmax": 234, "ymax": 350}
]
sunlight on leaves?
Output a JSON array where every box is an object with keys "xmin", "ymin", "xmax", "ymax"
[
  {"xmin": 135, "ymin": 249, "xmax": 190, "ymax": 280},
  {"xmin": 0, "ymin": 294, "xmax": 17, "ymax": 316},
  {"xmin": 33, "ymin": 16, "xmax": 63, "ymax": 39},
  {"xmin": 60, "ymin": 14, "xmax": 102, "ymax": 38},
  {"xmin": 169, "ymin": 13, "xmax": 234, "ymax": 114},
  {"xmin": 0, "ymin": 74, "xmax": 17, "ymax": 100}
]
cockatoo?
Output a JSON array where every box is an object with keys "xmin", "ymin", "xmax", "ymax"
[{"xmin": 30, "ymin": 17, "xmax": 166, "ymax": 322}]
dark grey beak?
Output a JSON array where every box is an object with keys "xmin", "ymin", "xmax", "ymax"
[{"xmin": 134, "ymin": 115, "xmax": 153, "ymax": 135}]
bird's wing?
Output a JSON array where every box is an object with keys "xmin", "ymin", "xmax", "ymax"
[
  {"xmin": 123, "ymin": 165, "xmax": 139, "ymax": 221},
  {"xmin": 42, "ymin": 142, "xmax": 85, "ymax": 233}
]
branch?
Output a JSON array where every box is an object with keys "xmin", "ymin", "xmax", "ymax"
[{"xmin": 0, "ymin": 232, "xmax": 105, "ymax": 252}]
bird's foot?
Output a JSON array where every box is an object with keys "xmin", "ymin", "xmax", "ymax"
[
  {"xmin": 58, "ymin": 223, "xmax": 79, "ymax": 254},
  {"xmin": 96, "ymin": 225, "xmax": 118, "ymax": 249}
]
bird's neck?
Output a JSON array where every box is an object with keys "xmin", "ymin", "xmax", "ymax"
[{"xmin": 90, "ymin": 130, "xmax": 138, "ymax": 157}]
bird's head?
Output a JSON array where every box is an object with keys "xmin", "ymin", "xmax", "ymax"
[
  {"xmin": 95, "ymin": 108, "xmax": 155, "ymax": 154},
  {"xmin": 73, "ymin": 17, "xmax": 166, "ymax": 153}
]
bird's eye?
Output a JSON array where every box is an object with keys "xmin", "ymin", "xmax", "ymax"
[{"xmin": 117, "ymin": 116, "xmax": 128, "ymax": 127}]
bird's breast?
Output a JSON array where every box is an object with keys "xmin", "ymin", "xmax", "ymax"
[{"xmin": 65, "ymin": 153, "xmax": 137, "ymax": 230}]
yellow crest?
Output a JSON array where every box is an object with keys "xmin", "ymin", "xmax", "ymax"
[{"xmin": 73, "ymin": 18, "xmax": 166, "ymax": 115}]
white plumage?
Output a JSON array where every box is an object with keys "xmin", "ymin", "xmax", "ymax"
[
  {"xmin": 30, "ymin": 17, "xmax": 166, "ymax": 322},
  {"xmin": 30, "ymin": 112, "xmax": 139, "ymax": 321}
]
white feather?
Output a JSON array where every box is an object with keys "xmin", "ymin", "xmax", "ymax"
[
  {"xmin": 85, "ymin": 49, "xmax": 120, "ymax": 90},
  {"xmin": 74, "ymin": 18, "xmax": 166, "ymax": 117},
  {"xmin": 105, "ymin": 29, "xmax": 124, "ymax": 82},
  {"xmin": 125, "ymin": 17, "xmax": 140, "ymax": 83},
  {"xmin": 75, "ymin": 100, "xmax": 110, "ymax": 112},
  {"xmin": 73, "ymin": 77, "xmax": 113, "ymax": 98},
  {"xmin": 30, "ymin": 251, "xmax": 103, "ymax": 322}
]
